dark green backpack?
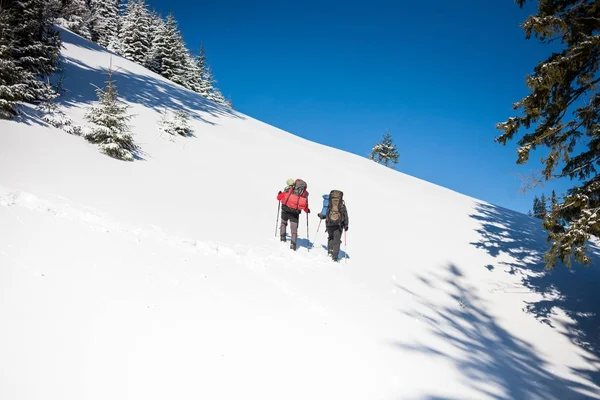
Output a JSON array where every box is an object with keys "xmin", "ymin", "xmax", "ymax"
[{"xmin": 326, "ymin": 190, "xmax": 345, "ymax": 225}]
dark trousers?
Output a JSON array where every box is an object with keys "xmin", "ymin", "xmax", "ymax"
[
  {"xmin": 326, "ymin": 225, "xmax": 343, "ymax": 260},
  {"xmin": 280, "ymin": 210, "xmax": 299, "ymax": 243}
]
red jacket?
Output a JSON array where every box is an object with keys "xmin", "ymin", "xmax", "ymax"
[{"xmin": 277, "ymin": 188, "xmax": 309, "ymax": 213}]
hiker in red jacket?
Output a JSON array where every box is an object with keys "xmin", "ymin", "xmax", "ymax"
[{"xmin": 277, "ymin": 178, "xmax": 310, "ymax": 251}]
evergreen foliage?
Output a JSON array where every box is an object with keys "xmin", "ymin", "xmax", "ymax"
[
  {"xmin": 0, "ymin": 0, "xmax": 61, "ymax": 119},
  {"xmin": 89, "ymin": 0, "xmax": 119, "ymax": 48},
  {"xmin": 369, "ymin": 130, "xmax": 399, "ymax": 167},
  {"xmin": 84, "ymin": 63, "xmax": 137, "ymax": 161},
  {"xmin": 495, "ymin": 0, "xmax": 600, "ymax": 268}
]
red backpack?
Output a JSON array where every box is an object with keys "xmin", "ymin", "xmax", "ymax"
[{"xmin": 281, "ymin": 179, "xmax": 309, "ymax": 211}]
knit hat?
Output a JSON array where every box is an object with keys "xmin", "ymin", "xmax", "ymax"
[{"xmin": 286, "ymin": 179, "xmax": 295, "ymax": 186}]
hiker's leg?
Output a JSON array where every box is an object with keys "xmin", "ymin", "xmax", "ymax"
[
  {"xmin": 290, "ymin": 219, "xmax": 298, "ymax": 244},
  {"xmin": 280, "ymin": 214, "xmax": 288, "ymax": 241},
  {"xmin": 326, "ymin": 226, "xmax": 334, "ymax": 254},
  {"xmin": 331, "ymin": 227, "xmax": 342, "ymax": 261}
]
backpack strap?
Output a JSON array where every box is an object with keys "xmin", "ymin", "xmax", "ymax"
[{"xmin": 283, "ymin": 185, "xmax": 294, "ymax": 208}]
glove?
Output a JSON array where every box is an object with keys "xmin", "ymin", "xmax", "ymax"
[
  {"xmin": 317, "ymin": 213, "xmax": 323, "ymax": 219},
  {"xmin": 344, "ymin": 226, "xmax": 348, "ymax": 232},
  {"xmin": 306, "ymin": 208, "xmax": 311, "ymax": 213},
  {"xmin": 278, "ymin": 191, "xmax": 282, "ymax": 195}
]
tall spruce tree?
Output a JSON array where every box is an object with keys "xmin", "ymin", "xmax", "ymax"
[
  {"xmin": 89, "ymin": 0, "xmax": 119, "ymax": 48},
  {"xmin": 532, "ymin": 196, "xmax": 541, "ymax": 218},
  {"xmin": 209, "ymin": 85, "xmax": 226, "ymax": 105},
  {"xmin": 195, "ymin": 44, "xmax": 212, "ymax": 97},
  {"xmin": 533, "ymin": 194, "xmax": 548, "ymax": 219},
  {"xmin": 495, "ymin": 0, "xmax": 600, "ymax": 268},
  {"xmin": 84, "ymin": 62, "xmax": 137, "ymax": 161},
  {"xmin": 0, "ymin": 7, "xmax": 27, "ymax": 119},
  {"xmin": 144, "ymin": 9, "xmax": 162, "ymax": 69},
  {"xmin": 369, "ymin": 130, "xmax": 399, "ymax": 167},
  {"xmin": 194, "ymin": 44, "xmax": 228, "ymax": 105},
  {"xmin": 149, "ymin": 13, "xmax": 186, "ymax": 84},
  {"xmin": 182, "ymin": 51, "xmax": 202, "ymax": 93},
  {"xmin": 0, "ymin": 0, "xmax": 61, "ymax": 118},
  {"xmin": 57, "ymin": 0, "xmax": 92, "ymax": 39},
  {"xmin": 114, "ymin": 0, "xmax": 151, "ymax": 64}
]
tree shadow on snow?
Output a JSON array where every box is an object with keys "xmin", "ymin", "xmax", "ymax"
[
  {"xmin": 54, "ymin": 28, "xmax": 241, "ymax": 125},
  {"xmin": 393, "ymin": 263, "xmax": 599, "ymax": 399},
  {"xmin": 469, "ymin": 202, "xmax": 600, "ymax": 391},
  {"xmin": 12, "ymin": 104, "xmax": 51, "ymax": 127}
]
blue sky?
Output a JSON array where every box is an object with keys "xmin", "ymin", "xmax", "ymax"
[{"xmin": 150, "ymin": 0, "xmax": 572, "ymax": 214}]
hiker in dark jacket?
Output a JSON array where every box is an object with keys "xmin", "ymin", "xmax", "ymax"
[
  {"xmin": 277, "ymin": 179, "xmax": 310, "ymax": 251},
  {"xmin": 318, "ymin": 190, "xmax": 348, "ymax": 261}
]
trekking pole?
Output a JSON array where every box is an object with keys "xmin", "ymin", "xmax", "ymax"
[
  {"xmin": 306, "ymin": 212, "xmax": 310, "ymax": 251},
  {"xmin": 312, "ymin": 219, "xmax": 322, "ymax": 249},
  {"xmin": 275, "ymin": 201, "xmax": 280, "ymax": 237},
  {"xmin": 344, "ymin": 230, "xmax": 348, "ymax": 263}
]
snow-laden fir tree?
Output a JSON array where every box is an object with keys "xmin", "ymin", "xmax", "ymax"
[
  {"xmin": 209, "ymin": 84, "xmax": 226, "ymax": 105},
  {"xmin": 0, "ymin": 8, "xmax": 27, "ymax": 119},
  {"xmin": 369, "ymin": 130, "xmax": 399, "ymax": 167},
  {"xmin": 159, "ymin": 108, "xmax": 193, "ymax": 138},
  {"xmin": 148, "ymin": 13, "xmax": 186, "ymax": 84},
  {"xmin": 182, "ymin": 51, "xmax": 202, "ymax": 93},
  {"xmin": 495, "ymin": 0, "xmax": 600, "ymax": 268},
  {"xmin": 144, "ymin": 9, "xmax": 162, "ymax": 69},
  {"xmin": 145, "ymin": 12, "xmax": 166, "ymax": 73},
  {"xmin": 194, "ymin": 45, "xmax": 228, "ymax": 106},
  {"xmin": 0, "ymin": 0, "xmax": 61, "ymax": 118},
  {"xmin": 195, "ymin": 44, "xmax": 212, "ymax": 98},
  {"xmin": 84, "ymin": 63, "xmax": 137, "ymax": 161},
  {"xmin": 532, "ymin": 194, "xmax": 548, "ymax": 219},
  {"xmin": 38, "ymin": 93, "xmax": 81, "ymax": 135},
  {"xmin": 56, "ymin": 0, "xmax": 92, "ymax": 39},
  {"xmin": 89, "ymin": 0, "xmax": 119, "ymax": 48},
  {"xmin": 113, "ymin": 0, "xmax": 151, "ymax": 64}
]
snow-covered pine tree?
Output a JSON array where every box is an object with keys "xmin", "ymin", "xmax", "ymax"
[
  {"xmin": 543, "ymin": 189, "xmax": 568, "ymax": 241},
  {"xmin": 209, "ymin": 85, "xmax": 226, "ymax": 105},
  {"xmin": 0, "ymin": 11, "xmax": 27, "ymax": 119},
  {"xmin": 146, "ymin": 15, "xmax": 165, "ymax": 73},
  {"xmin": 57, "ymin": 0, "xmax": 92, "ymax": 39},
  {"xmin": 496, "ymin": 0, "xmax": 600, "ymax": 268},
  {"xmin": 182, "ymin": 51, "xmax": 202, "ymax": 93},
  {"xmin": 84, "ymin": 62, "xmax": 137, "ymax": 161},
  {"xmin": 369, "ymin": 130, "xmax": 399, "ymax": 167},
  {"xmin": 159, "ymin": 108, "xmax": 193, "ymax": 138},
  {"xmin": 532, "ymin": 195, "xmax": 548, "ymax": 219},
  {"xmin": 89, "ymin": 0, "xmax": 119, "ymax": 47},
  {"xmin": 194, "ymin": 45, "xmax": 228, "ymax": 106},
  {"xmin": 0, "ymin": 0, "xmax": 61, "ymax": 116},
  {"xmin": 144, "ymin": 9, "xmax": 162, "ymax": 69},
  {"xmin": 115, "ymin": 0, "xmax": 151, "ymax": 64},
  {"xmin": 37, "ymin": 89, "xmax": 81, "ymax": 135},
  {"xmin": 149, "ymin": 13, "xmax": 186, "ymax": 84},
  {"xmin": 172, "ymin": 109, "xmax": 192, "ymax": 136},
  {"xmin": 195, "ymin": 44, "xmax": 211, "ymax": 98}
]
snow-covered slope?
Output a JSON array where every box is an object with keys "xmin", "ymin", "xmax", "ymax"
[{"xmin": 1, "ymin": 28, "xmax": 599, "ymax": 400}]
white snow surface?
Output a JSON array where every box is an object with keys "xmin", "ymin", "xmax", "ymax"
[{"xmin": 1, "ymin": 28, "xmax": 599, "ymax": 400}]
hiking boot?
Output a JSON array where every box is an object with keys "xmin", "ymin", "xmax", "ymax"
[
  {"xmin": 280, "ymin": 234, "xmax": 286, "ymax": 242},
  {"xmin": 290, "ymin": 241, "xmax": 297, "ymax": 251}
]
